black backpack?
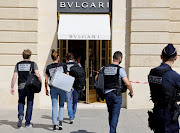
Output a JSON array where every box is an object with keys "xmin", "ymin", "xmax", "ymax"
[
  {"xmin": 94, "ymin": 66, "xmax": 127, "ymax": 101},
  {"xmin": 94, "ymin": 67, "xmax": 105, "ymax": 101},
  {"xmin": 26, "ymin": 62, "xmax": 42, "ymax": 93},
  {"xmin": 70, "ymin": 63, "xmax": 86, "ymax": 91}
]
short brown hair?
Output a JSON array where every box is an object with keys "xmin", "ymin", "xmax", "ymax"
[
  {"xmin": 66, "ymin": 52, "xmax": 74, "ymax": 61},
  {"xmin": 22, "ymin": 49, "xmax": 32, "ymax": 59},
  {"xmin": 51, "ymin": 49, "xmax": 59, "ymax": 61}
]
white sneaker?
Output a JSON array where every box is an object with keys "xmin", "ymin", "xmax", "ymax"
[
  {"xmin": 25, "ymin": 123, "xmax": 33, "ymax": 128},
  {"xmin": 59, "ymin": 121, "xmax": 63, "ymax": 130}
]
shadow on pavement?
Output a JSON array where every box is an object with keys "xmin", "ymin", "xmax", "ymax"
[
  {"xmin": 41, "ymin": 115, "xmax": 70, "ymax": 124},
  {"xmin": 0, "ymin": 120, "xmax": 52, "ymax": 131},
  {"xmin": 0, "ymin": 120, "xmax": 19, "ymax": 129},
  {"xmin": 70, "ymin": 130, "xmax": 96, "ymax": 133},
  {"xmin": 41, "ymin": 115, "xmax": 51, "ymax": 120}
]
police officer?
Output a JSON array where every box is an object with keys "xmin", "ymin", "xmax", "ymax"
[
  {"xmin": 10, "ymin": 49, "xmax": 42, "ymax": 128},
  {"xmin": 148, "ymin": 44, "xmax": 180, "ymax": 133},
  {"xmin": 103, "ymin": 51, "xmax": 134, "ymax": 133},
  {"xmin": 65, "ymin": 52, "xmax": 85, "ymax": 124}
]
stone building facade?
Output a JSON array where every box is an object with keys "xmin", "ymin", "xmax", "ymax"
[{"xmin": 0, "ymin": 0, "xmax": 180, "ymax": 109}]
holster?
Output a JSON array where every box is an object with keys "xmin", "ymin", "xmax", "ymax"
[
  {"xmin": 148, "ymin": 111, "xmax": 156, "ymax": 131},
  {"xmin": 147, "ymin": 110, "xmax": 164, "ymax": 131},
  {"xmin": 172, "ymin": 104, "xmax": 180, "ymax": 123},
  {"xmin": 112, "ymin": 89, "xmax": 122, "ymax": 97}
]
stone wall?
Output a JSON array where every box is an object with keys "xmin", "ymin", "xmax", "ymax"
[
  {"xmin": 38, "ymin": 0, "xmax": 57, "ymax": 109},
  {"xmin": 1, "ymin": 0, "xmax": 180, "ymax": 109},
  {"xmin": 0, "ymin": 0, "xmax": 38, "ymax": 109},
  {"xmin": 112, "ymin": 0, "xmax": 131, "ymax": 108},
  {"xmin": 128, "ymin": 0, "xmax": 180, "ymax": 109}
]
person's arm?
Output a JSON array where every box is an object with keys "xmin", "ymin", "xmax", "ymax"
[
  {"xmin": 122, "ymin": 77, "xmax": 134, "ymax": 98},
  {"xmin": 95, "ymin": 67, "xmax": 103, "ymax": 81},
  {"xmin": 11, "ymin": 72, "xmax": 18, "ymax": 95},
  {"xmin": 34, "ymin": 62, "xmax": 42, "ymax": 83},
  {"xmin": 95, "ymin": 74, "xmax": 98, "ymax": 81},
  {"xmin": 45, "ymin": 74, "xmax": 49, "ymax": 96},
  {"xmin": 35, "ymin": 70, "xmax": 42, "ymax": 83}
]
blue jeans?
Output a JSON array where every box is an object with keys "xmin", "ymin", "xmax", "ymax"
[
  {"xmin": 154, "ymin": 109, "xmax": 179, "ymax": 133},
  {"xmin": 18, "ymin": 89, "xmax": 34, "ymax": 126},
  {"xmin": 66, "ymin": 89, "xmax": 79, "ymax": 120},
  {"xmin": 50, "ymin": 87, "xmax": 66, "ymax": 125},
  {"xmin": 105, "ymin": 92, "xmax": 122, "ymax": 133}
]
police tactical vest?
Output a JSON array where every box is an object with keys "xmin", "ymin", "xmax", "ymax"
[
  {"xmin": 104, "ymin": 64, "xmax": 121, "ymax": 90},
  {"xmin": 67, "ymin": 62, "xmax": 75, "ymax": 72},
  {"xmin": 148, "ymin": 67, "xmax": 176, "ymax": 106},
  {"xmin": 17, "ymin": 61, "xmax": 34, "ymax": 85}
]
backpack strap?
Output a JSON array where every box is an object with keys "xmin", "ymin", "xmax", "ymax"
[
  {"xmin": 53, "ymin": 63, "xmax": 60, "ymax": 74},
  {"xmin": 69, "ymin": 62, "xmax": 78, "ymax": 70},
  {"xmin": 117, "ymin": 66, "xmax": 121, "ymax": 77},
  {"xmin": 74, "ymin": 62, "xmax": 78, "ymax": 65},
  {"xmin": 29, "ymin": 62, "xmax": 35, "ymax": 74},
  {"xmin": 73, "ymin": 62, "xmax": 79, "ymax": 67},
  {"xmin": 102, "ymin": 66, "xmax": 105, "ymax": 72}
]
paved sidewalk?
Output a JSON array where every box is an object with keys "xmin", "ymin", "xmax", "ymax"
[{"xmin": 0, "ymin": 103, "xmax": 159, "ymax": 133}]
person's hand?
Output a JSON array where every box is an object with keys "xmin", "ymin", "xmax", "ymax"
[
  {"xmin": 11, "ymin": 88, "xmax": 15, "ymax": 95},
  {"xmin": 82, "ymin": 86, "xmax": 85, "ymax": 91},
  {"xmin": 128, "ymin": 91, "xmax": 134, "ymax": 98},
  {"xmin": 46, "ymin": 89, "xmax": 49, "ymax": 96}
]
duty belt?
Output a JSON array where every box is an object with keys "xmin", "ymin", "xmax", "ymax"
[
  {"xmin": 154, "ymin": 102, "xmax": 174, "ymax": 110},
  {"xmin": 112, "ymin": 89, "xmax": 122, "ymax": 97}
]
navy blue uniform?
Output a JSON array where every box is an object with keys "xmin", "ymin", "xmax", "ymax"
[{"xmin": 152, "ymin": 63, "xmax": 180, "ymax": 133}]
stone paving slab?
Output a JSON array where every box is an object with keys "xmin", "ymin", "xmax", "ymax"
[{"xmin": 0, "ymin": 104, "xmax": 177, "ymax": 133}]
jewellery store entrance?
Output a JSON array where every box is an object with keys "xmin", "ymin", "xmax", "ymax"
[{"xmin": 58, "ymin": 40, "xmax": 111, "ymax": 103}]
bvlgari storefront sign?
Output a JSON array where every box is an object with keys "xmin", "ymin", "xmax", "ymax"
[{"xmin": 57, "ymin": 0, "xmax": 111, "ymax": 13}]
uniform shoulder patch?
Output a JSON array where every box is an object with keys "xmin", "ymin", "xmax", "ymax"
[{"xmin": 148, "ymin": 75, "xmax": 162, "ymax": 84}]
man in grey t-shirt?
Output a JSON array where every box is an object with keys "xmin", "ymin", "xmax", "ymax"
[{"xmin": 11, "ymin": 49, "xmax": 41, "ymax": 128}]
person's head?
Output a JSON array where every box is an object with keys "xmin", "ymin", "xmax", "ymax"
[
  {"xmin": 113, "ymin": 51, "xmax": 123, "ymax": 64},
  {"xmin": 22, "ymin": 49, "xmax": 32, "ymax": 60},
  {"xmin": 161, "ymin": 43, "xmax": 177, "ymax": 63},
  {"xmin": 51, "ymin": 49, "xmax": 59, "ymax": 61},
  {"xmin": 66, "ymin": 52, "xmax": 74, "ymax": 61}
]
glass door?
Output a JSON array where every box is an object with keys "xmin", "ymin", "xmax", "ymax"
[
  {"xmin": 86, "ymin": 40, "xmax": 89, "ymax": 103},
  {"xmin": 58, "ymin": 40, "xmax": 68, "ymax": 63},
  {"xmin": 86, "ymin": 40, "xmax": 98, "ymax": 103},
  {"xmin": 86, "ymin": 40, "xmax": 112, "ymax": 103},
  {"xmin": 58, "ymin": 40, "xmax": 112, "ymax": 103}
]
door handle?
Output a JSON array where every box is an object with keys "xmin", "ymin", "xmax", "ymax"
[{"xmin": 86, "ymin": 68, "xmax": 89, "ymax": 78}]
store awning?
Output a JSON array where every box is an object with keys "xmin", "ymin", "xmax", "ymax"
[{"xmin": 58, "ymin": 14, "xmax": 111, "ymax": 40}]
